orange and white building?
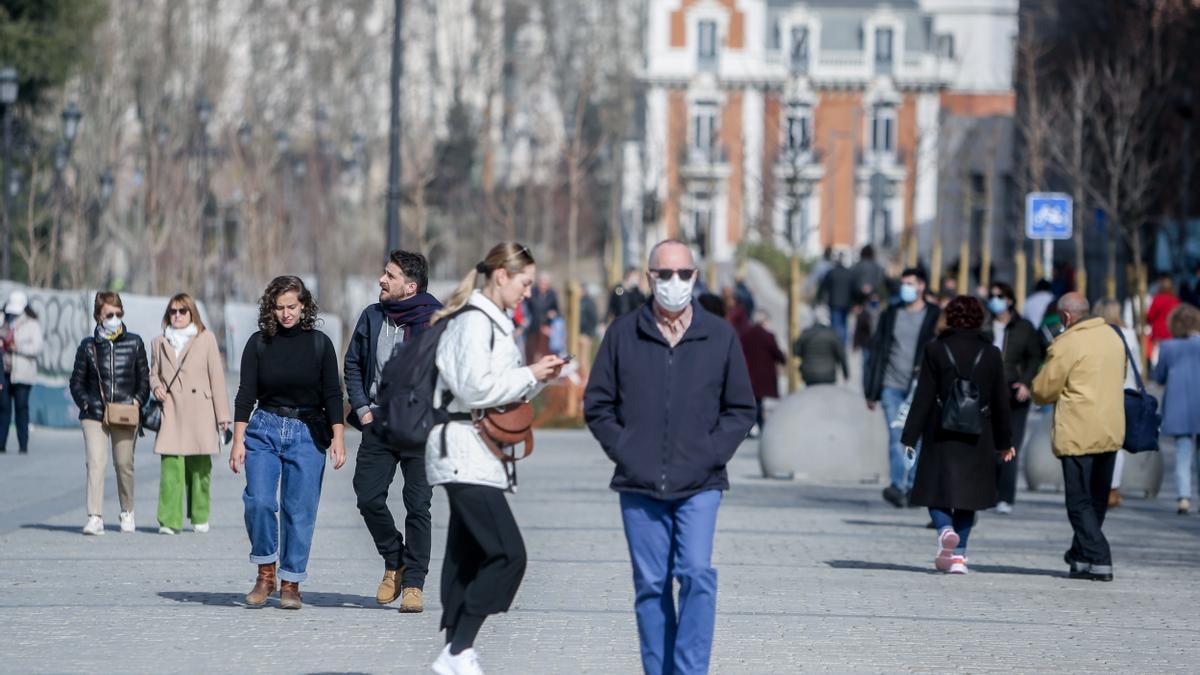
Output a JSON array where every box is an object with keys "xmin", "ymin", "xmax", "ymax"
[{"xmin": 637, "ymin": 0, "xmax": 1018, "ymax": 262}]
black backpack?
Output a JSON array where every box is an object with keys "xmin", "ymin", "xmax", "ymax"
[
  {"xmin": 377, "ymin": 305, "xmax": 491, "ymax": 449},
  {"xmin": 937, "ymin": 342, "xmax": 988, "ymax": 435}
]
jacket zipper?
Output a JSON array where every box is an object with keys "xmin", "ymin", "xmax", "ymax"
[
  {"xmin": 109, "ymin": 341, "xmax": 116, "ymax": 402},
  {"xmin": 661, "ymin": 347, "xmax": 673, "ymax": 494}
]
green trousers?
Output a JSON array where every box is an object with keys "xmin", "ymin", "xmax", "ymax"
[{"xmin": 157, "ymin": 455, "xmax": 213, "ymax": 530}]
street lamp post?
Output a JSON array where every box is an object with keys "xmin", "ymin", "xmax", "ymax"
[
  {"xmin": 1, "ymin": 66, "xmax": 19, "ymax": 279},
  {"xmin": 385, "ymin": 0, "xmax": 404, "ymax": 252}
]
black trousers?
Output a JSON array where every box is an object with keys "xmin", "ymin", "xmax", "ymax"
[
  {"xmin": 996, "ymin": 403, "xmax": 1031, "ymax": 504},
  {"xmin": 352, "ymin": 423, "xmax": 433, "ymax": 588},
  {"xmin": 440, "ymin": 483, "xmax": 527, "ymax": 635},
  {"xmin": 1061, "ymin": 452, "xmax": 1118, "ymax": 566}
]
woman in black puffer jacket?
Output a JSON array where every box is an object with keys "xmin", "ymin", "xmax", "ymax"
[{"xmin": 69, "ymin": 291, "xmax": 150, "ymax": 536}]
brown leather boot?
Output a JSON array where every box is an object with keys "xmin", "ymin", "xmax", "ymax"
[
  {"xmin": 245, "ymin": 564, "xmax": 276, "ymax": 607},
  {"xmin": 376, "ymin": 568, "xmax": 402, "ymax": 604},
  {"xmin": 398, "ymin": 586, "xmax": 424, "ymax": 613},
  {"xmin": 279, "ymin": 580, "xmax": 302, "ymax": 610}
]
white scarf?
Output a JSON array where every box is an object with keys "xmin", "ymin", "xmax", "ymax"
[{"xmin": 165, "ymin": 323, "xmax": 199, "ymax": 358}]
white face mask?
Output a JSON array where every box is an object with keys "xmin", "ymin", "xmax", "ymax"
[
  {"xmin": 103, "ymin": 317, "xmax": 123, "ymax": 331},
  {"xmin": 654, "ymin": 275, "xmax": 695, "ymax": 313}
]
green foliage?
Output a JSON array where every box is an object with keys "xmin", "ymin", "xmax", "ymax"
[
  {"xmin": 0, "ymin": 0, "xmax": 106, "ymax": 110},
  {"xmin": 738, "ymin": 240, "xmax": 812, "ymax": 289}
]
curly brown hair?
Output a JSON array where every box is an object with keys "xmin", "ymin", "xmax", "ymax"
[
  {"xmin": 944, "ymin": 295, "xmax": 985, "ymax": 330},
  {"xmin": 257, "ymin": 275, "xmax": 320, "ymax": 337}
]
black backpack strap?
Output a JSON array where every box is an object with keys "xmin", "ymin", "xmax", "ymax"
[
  {"xmin": 942, "ymin": 342, "xmax": 961, "ymax": 375},
  {"xmin": 1110, "ymin": 324, "xmax": 1146, "ymax": 393}
]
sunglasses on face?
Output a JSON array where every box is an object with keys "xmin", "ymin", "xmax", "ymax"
[
  {"xmin": 649, "ymin": 268, "xmax": 696, "ymax": 282},
  {"xmin": 169, "ymin": 308, "xmax": 190, "ymax": 316},
  {"xmin": 989, "ymin": 294, "xmax": 1008, "ymax": 301},
  {"xmin": 104, "ymin": 312, "xmax": 124, "ymax": 320}
]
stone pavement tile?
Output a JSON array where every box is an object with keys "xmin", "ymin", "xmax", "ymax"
[{"xmin": 1, "ymin": 428, "xmax": 1199, "ymax": 673}]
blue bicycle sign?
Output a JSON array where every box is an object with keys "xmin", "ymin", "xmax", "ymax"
[{"xmin": 1025, "ymin": 193, "xmax": 1073, "ymax": 240}]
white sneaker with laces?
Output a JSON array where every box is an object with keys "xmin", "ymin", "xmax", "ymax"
[
  {"xmin": 82, "ymin": 516, "xmax": 105, "ymax": 536},
  {"xmin": 995, "ymin": 501, "xmax": 1013, "ymax": 515},
  {"xmin": 949, "ymin": 556, "xmax": 969, "ymax": 575},
  {"xmin": 119, "ymin": 511, "xmax": 136, "ymax": 533},
  {"xmin": 192, "ymin": 522, "xmax": 210, "ymax": 534},
  {"xmin": 158, "ymin": 526, "xmax": 178, "ymax": 535},
  {"xmin": 431, "ymin": 645, "xmax": 485, "ymax": 675}
]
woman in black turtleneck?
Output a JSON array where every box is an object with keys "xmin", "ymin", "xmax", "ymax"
[{"xmin": 230, "ymin": 275, "xmax": 345, "ymax": 610}]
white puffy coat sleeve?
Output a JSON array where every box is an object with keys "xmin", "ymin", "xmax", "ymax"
[{"xmin": 437, "ymin": 311, "xmax": 537, "ymax": 410}]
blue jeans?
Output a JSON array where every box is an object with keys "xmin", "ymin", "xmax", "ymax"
[
  {"xmin": 1175, "ymin": 435, "xmax": 1199, "ymax": 500},
  {"xmin": 830, "ymin": 307, "xmax": 849, "ymax": 345},
  {"xmin": 620, "ymin": 490, "xmax": 721, "ymax": 675},
  {"xmin": 880, "ymin": 386, "xmax": 915, "ymax": 491},
  {"xmin": 929, "ymin": 508, "xmax": 975, "ymax": 555},
  {"xmin": 242, "ymin": 411, "xmax": 327, "ymax": 583},
  {"xmin": 0, "ymin": 378, "xmax": 31, "ymax": 452}
]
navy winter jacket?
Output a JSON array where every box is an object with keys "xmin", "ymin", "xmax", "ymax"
[
  {"xmin": 584, "ymin": 300, "xmax": 757, "ymax": 500},
  {"xmin": 344, "ymin": 294, "xmax": 442, "ymax": 429}
]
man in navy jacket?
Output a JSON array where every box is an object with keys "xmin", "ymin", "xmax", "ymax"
[
  {"xmin": 345, "ymin": 250, "xmax": 442, "ymax": 613},
  {"xmin": 585, "ymin": 239, "xmax": 756, "ymax": 675}
]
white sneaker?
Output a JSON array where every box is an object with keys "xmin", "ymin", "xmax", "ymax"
[
  {"xmin": 119, "ymin": 511, "xmax": 136, "ymax": 533},
  {"xmin": 82, "ymin": 516, "xmax": 105, "ymax": 536},
  {"xmin": 431, "ymin": 644, "xmax": 485, "ymax": 675},
  {"xmin": 995, "ymin": 501, "xmax": 1013, "ymax": 515},
  {"xmin": 192, "ymin": 522, "xmax": 210, "ymax": 534},
  {"xmin": 158, "ymin": 526, "xmax": 178, "ymax": 535}
]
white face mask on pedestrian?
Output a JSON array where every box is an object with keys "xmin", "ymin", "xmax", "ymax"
[
  {"xmin": 102, "ymin": 317, "xmax": 123, "ymax": 331},
  {"xmin": 653, "ymin": 273, "xmax": 695, "ymax": 313},
  {"xmin": 899, "ymin": 283, "xmax": 919, "ymax": 305}
]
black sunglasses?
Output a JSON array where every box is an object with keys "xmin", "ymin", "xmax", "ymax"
[
  {"xmin": 649, "ymin": 268, "xmax": 696, "ymax": 282},
  {"xmin": 169, "ymin": 307, "xmax": 190, "ymax": 316},
  {"xmin": 103, "ymin": 312, "xmax": 124, "ymax": 320},
  {"xmin": 988, "ymin": 294, "xmax": 1008, "ymax": 301}
]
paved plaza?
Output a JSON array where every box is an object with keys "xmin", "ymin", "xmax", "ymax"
[{"xmin": 1, "ymin": 425, "xmax": 1199, "ymax": 673}]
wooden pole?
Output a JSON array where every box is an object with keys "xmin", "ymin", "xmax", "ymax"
[
  {"xmin": 565, "ymin": 280, "xmax": 582, "ymax": 419},
  {"xmin": 788, "ymin": 254, "xmax": 801, "ymax": 393}
]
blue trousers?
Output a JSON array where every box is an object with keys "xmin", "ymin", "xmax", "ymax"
[
  {"xmin": 880, "ymin": 386, "xmax": 916, "ymax": 491},
  {"xmin": 830, "ymin": 307, "xmax": 849, "ymax": 345},
  {"xmin": 0, "ymin": 378, "xmax": 31, "ymax": 452},
  {"xmin": 929, "ymin": 508, "xmax": 975, "ymax": 555},
  {"xmin": 242, "ymin": 411, "xmax": 327, "ymax": 583},
  {"xmin": 620, "ymin": 489, "xmax": 721, "ymax": 675}
]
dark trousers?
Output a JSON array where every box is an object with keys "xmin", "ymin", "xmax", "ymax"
[
  {"xmin": 996, "ymin": 403, "xmax": 1030, "ymax": 503},
  {"xmin": 440, "ymin": 483, "xmax": 527, "ymax": 637},
  {"xmin": 0, "ymin": 378, "xmax": 31, "ymax": 452},
  {"xmin": 352, "ymin": 424, "xmax": 433, "ymax": 588},
  {"xmin": 1061, "ymin": 452, "xmax": 1117, "ymax": 566}
]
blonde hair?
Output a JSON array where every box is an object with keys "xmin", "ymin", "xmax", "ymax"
[
  {"xmin": 161, "ymin": 293, "xmax": 206, "ymax": 332},
  {"xmin": 1095, "ymin": 298, "xmax": 1123, "ymax": 327},
  {"xmin": 432, "ymin": 242, "xmax": 536, "ymax": 324}
]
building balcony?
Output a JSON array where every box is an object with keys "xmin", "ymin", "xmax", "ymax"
[{"xmin": 682, "ymin": 146, "xmax": 730, "ymax": 180}]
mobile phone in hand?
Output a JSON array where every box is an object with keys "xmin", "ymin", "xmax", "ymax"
[{"xmin": 561, "ymin": 353, "xmax": 576, "ymax": 363}]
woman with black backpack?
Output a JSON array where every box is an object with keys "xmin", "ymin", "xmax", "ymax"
[
  {"xmin": 425, "ymin": 242, "xmax": 564, "ymax": 675},
  {"xmin": 901, "ymin": 296, "xmax": 1015, "ymax": 574}
]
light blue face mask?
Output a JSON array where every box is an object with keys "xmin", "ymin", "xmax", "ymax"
[
  {"xmin": 899, "ymin": 284, "xmax": 919, "ymax": 304},
  {"xmin": 987, "ymin": 297, "xmax": 1009, "ymax": 315}
]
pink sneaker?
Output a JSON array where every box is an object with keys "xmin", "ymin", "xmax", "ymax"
[
  {"xmin": 948, "ymin": 555, "xmax": 969, "ymax": 574},
  {"xmin": 935, "ymin": 529, "xmax": 960, "ymax": 571}
]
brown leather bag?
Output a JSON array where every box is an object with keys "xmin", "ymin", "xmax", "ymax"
[
  {"xmin": 91, "ymin": 343, "xmax": 140, "ymax": 428},
  {"xmin": 474, "ymin": 401, "xmax": 534, "ymax": 462}
]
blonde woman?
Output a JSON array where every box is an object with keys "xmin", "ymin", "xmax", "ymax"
[
  {"xmin": 427, "ymin": 242, "xmax": 564, "ymax": 674},
  {"xmin": 1096, "ymin": 298, "xmax": 1140, "ymax": 507},
  {"xmin": 150, "ymin": 294, "xmax": 232, "ymax": 535}
]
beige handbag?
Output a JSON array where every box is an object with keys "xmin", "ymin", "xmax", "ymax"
[{"xmin": 92, "ymin": 344, "xmax": 140, "ymax": 428}]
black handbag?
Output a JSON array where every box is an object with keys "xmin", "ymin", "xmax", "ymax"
[
  {"xmin": 1110, "ymin": 325, "xmax": 1161, "ymax": 453},
  {"xmin": 142, "ymin": 345, "xmax": 189, "ymax": 433}
]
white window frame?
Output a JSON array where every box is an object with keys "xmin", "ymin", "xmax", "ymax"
[
  {"xmin": 784, "ymin": 103, "xmax": 813, "ymax": 154},
  {"xmin": 874, "ymin": 27, "xmax": 894, "ymax": 72},
  {"xmin": 870, "ymin": 105, "xmax": 896, "ymax": 155},
  {"xmin": 692, "ymin": 101, "xmax": 719, "ymax": 157},
  {"xmin": 698, "ymin": 20, "xmax": 718, "ymax": 63},
  {"xmin": 790, "ymin": 25, "xmax": 810, "ymax": 73}
]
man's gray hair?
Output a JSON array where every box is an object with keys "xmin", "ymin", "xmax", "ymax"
[
  {"xmin": 1059, "ymin": 293, "xmax": 1090, "ymax": 317},
  {"xmin": 647, "ymin": 239, "xmax": 694, "ymax": 268}
]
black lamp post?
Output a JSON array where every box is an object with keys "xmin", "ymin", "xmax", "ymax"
[
  {"xmin": 386, "ymin": 0, "xmax": 404, "ymax": 251},
  {"xmin": 1, "ymin": 66, "xmax": 19, "ymax": 279},
  {"xmin": 62, "ymin": 102, "xmax": 82, "ymax": 145},
  {"xmin": 99, "ymin": 168, "xmax": 114, "ymax": 209}
]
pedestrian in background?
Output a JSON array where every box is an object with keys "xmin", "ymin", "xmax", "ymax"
[
  {"xmin": 585, "ymin": 239, "xmax": 756, "ymax": 675},
  {"xmin": 740, "ymin": 310, "xmax": 786, "ymax": 435},
  {"xmin": 1180, "ymin": 263, "xmax": 1200, "ymax": 307},
  {"xmin": 817, "ymin": 253, "xmax": 855, "ymax": 345},
  {"xmin": 607, "ymin": 268, "xmax": 647, "ymax": 323},
  {"xmin": 524, "ymin": 272, "xmax": 559, "ymax": 364},
  {"xmin": 865, "ymin": 268, "xmax": 941, "ymax": 508},
  {"xmin": 579, "ymin": 283, "xmax": 600, "ymax": 367},
  {"xmin": 345, "ymin": 250, "xmax": 442, "ymax": 612},
  {"xmin": 851, "ymin": 244, "xmax": 886, "ymax": 304},
  {"xmin": 70, "ymin": 292, "xmax": 150, "ymax": 535},
  {"xmin": 985, "ymin": 281, "xmax": 1042, "ymax": 515},
  {"xmin": 1095, "ymin": 298, "xmax": 1141, "ymax": 508},
  {"xmin": 1023, "ymin": 279, "xmax": 1055, "ymax": 328},
  {"xmin": 1152, "ymin": 304, "xmax": 1200, "ymax": 515},
  {"xmin": 231, "ymin": 276, "xmax": 346, "ymax": 610},
  {"xmin": 901, "ymin": 296, "xmax": 1014, "ymax": 574},
  {"xmin": 794, "ymin": 307, "xmax": 849, "ymax": 386},
  {"xmin": 425, "ymin": 243, "xmax": 564, "ymax": 675},
  {"xmin": 1, "ymin": 291, "xmax": 43, "ymax": 454},
  {"xmin": 1147, "ymin": 276, "xmax": 1180, "ymax": 363},
  {"xmin": 150, "ymin": 293, "xmax": 231, "ymax": 535},
  {"xmin": 1033, "ymin": 293, "xmax": 1125, "ymax": 582}
]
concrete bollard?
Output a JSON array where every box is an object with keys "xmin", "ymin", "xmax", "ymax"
[
  {"xmin": 1022, "ymin": 406, "xmax": 1164, "ymax": 497},
  {"xmin": 760, "ymin": 385, "xmax": 889, "ymax": 483}
]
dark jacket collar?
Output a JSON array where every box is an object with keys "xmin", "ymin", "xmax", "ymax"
[
  {"xmin": 940, "ymin": 327, "xmax": 989, "ymax": 343},
  {"xmin": 635, "ymin": 299, "xmax": 715, "ymax": 346}
]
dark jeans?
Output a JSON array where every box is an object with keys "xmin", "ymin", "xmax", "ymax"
[
  {"xmin": 996, "ymin": 403, "xmax": 1030, "ymax": 504},
  {"xmin": 929, "ymin": 508, "xmax": 975, "ymax": 554},
  {"xmin": 352, "ymin": 423, "xmax": 433, "ymax": 589},
  {"xmin": 440, "ymin": 483, "xmax": 527, "ymax": 641},
  {"xmin": 830, "ymin": 307, "xmax": 849, "ymax": 345},
  {"xmin": 1062, "ymin": 452, "xmax": 1117, "ymax": 566},
  {"xmin": 0, "ymin": 378, "xmax": 31, "ymax": 452}
]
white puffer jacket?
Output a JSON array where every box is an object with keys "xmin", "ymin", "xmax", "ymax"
[
  {"xmin": 425, "ymin": 291, "xmax": 543, "ymax": 489},
  {"xmin": 6, "ymin": 316, "xmax": 43, "ymax": 385}
]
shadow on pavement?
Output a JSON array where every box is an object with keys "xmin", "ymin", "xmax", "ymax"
[
  {"xmin": 825, "ymin": 559, "xmax": 1064, "ymax": 578},
  {"xmin": 21, "ymin": 523, "xmax": 162, "ymax": 535},
  {"xmin": 158, "ymin": 591, "xmax": 394, "ymax": 610},
  {"xmin": 841, "ymin": 519, "xmax": 929, "ymax": 529}
]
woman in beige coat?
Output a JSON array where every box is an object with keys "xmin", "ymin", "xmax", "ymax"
[{"xmin": 151, "ymin": 294, "xmax": 232, "ymax": 534}]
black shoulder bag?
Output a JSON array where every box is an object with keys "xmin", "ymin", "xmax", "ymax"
[{"xmin": 142, "ymin": 343, "xmax": 189, "ymax": 433}]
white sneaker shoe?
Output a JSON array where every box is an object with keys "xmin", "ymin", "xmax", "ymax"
[
  {"xmin": 432, "ymin": 644, "xmax": 485, "ymax": 675},
  {"xmin": 995, "ymin": 501, "xmax": 1013, "ymax": 515},
  {"xmin": 82, "ymin": 516, "xmax": 105, "ymax": 536},
  {"xmin": 119, "ymin": 511, "xmax": 136, "ymax": 533},
  {"xmin": 192, "ymin": 522, "xmax": 210, "ymax": 534},
  {"xmin": 158, "ymin": 526, "xmax": 178, "ymax": 535}
]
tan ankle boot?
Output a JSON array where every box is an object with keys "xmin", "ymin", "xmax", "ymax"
[
  {"xmin": 376, "ymin": 568, "xmax": 402, "ymax": 604},
  {"xmin": 279, "ymin": 580, "xmax": 302, "ymax": 610},
  {"xmin": 245, "ymin": 564, "xmax": 276, "ymax": 606},
  {"xmin": 398, "ymin": 586, "xmax": 424, "ymax": 613}
]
